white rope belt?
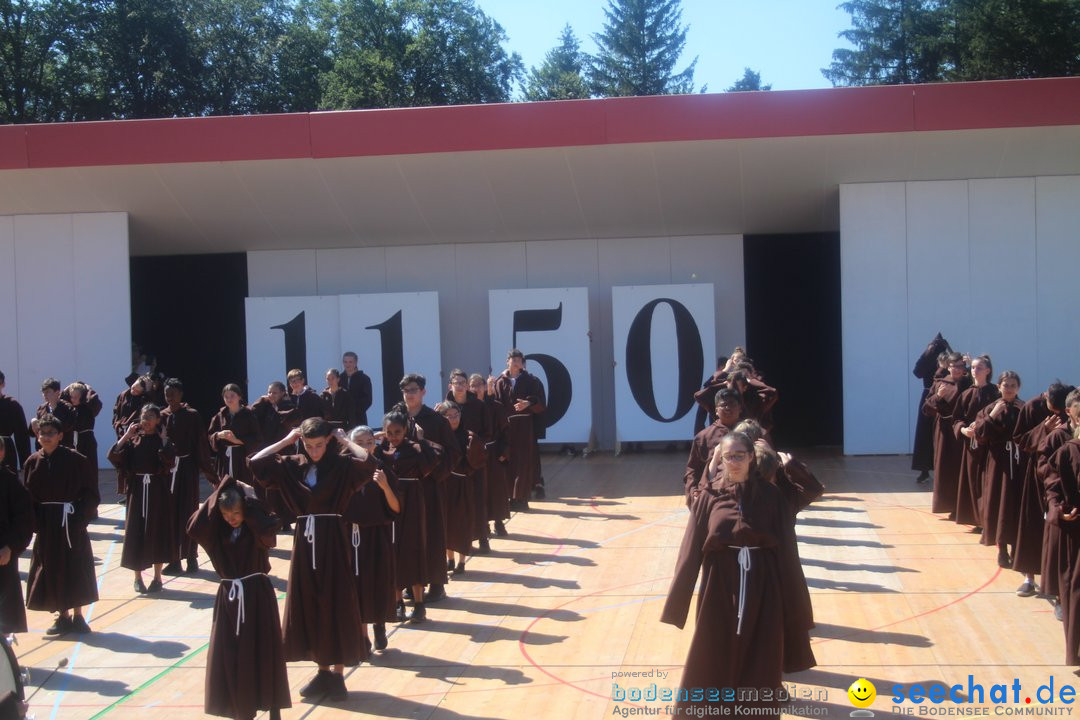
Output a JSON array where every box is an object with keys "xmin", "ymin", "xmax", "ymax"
[
  {"xmin": 72, "ymin": 428, "xmax": 92, "ymax": 448},
  {"xmin": 223, "ymin": 572, "xmax": 267, "ymax": 637},
  {"xmin": 41, "ymin": 501, "xmax": 75, "ymax": 548},
  {"xmin": 225, "ymin": 445, "xmax": 234, "ymax": 478},
  {"xmin": 1006, "ymin": 441, "xmax": 1020, "ymax": 481},
  {"xmin": 734, "ymin": 546, "xmax": 760, "ymax": 636},
  {"xmin": 169, "ymin": 454, "xmax": 190, "ymax": 493},
  {"xmin": 141, "ymin": 474, "xmax": 153, "ymax": 530},
  {"xmin": 508, "ymin": 413, "xmax": 531, "ymax": 421},
  {"xmin": 352, "ymin": 523, "xmax": 361, "ymax": 575},
  {"xmin": 970, "ymin": 436, "xmax": 978, "ymax": 451},
  {"xmin": 298, "ymin": 514, "xmax": 342, "ymax": 571}
]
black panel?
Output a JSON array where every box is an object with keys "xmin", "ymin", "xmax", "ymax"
[
  {"xmin": 743, "ymin": 233, "xmax": 842, "ymax": 448},
  {"xmin": 129, "ymin": 254, "xmax": 248, "ymax": 418}
]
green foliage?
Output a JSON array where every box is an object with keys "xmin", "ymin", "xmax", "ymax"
[
  {"xmin": 589, "ymin": 0, "xmax": 697, "ymax": 96},
  {"xmin": 825, "ymin": 0, "xmax": 1080, "ymax": 86},
  {"xmin": 727, "ymin": 67, "xmax": 771, "ymax": 92},
  {"xmin": 523, "ymin": 24, "xmax": 589, "ymax": 101}
]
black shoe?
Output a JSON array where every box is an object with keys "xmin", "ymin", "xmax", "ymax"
[
  {"xmin": 494, "ymin": 520, "xmax": 508, "ymax": 537},
  {"xmin": 477, "ymin": 537, "xmax": 491, "ymax": 554},
  {"xmin": 403, "ymin": 587, "xmax": 413, "ymax": 601},
  {"xmin": 70, "ymin": 615, "xmax": 91, "ymax": 634},
  {"xmin": 997, "ymin": 549, "xmax": 1011, "ymax": 568},
  {"xmin": 146, "ymin": 577, "xmax": 163, "ymax": 593},
  {"xmin": 1016, "ymin": 581, "xmax": 1038, "ymax": 598},
  {"xmin": 453, "ymin": 562, "xmax": 466, "ymax": 576},
  {"xmin": 162, "ymin": 561, "xmax": 183, "ymax": 576},
  {"xmin": 916, "ymin": 471, "xmax": 930, "ymax": 484},
  {"xmin": 299, "ymin": 669, "xmax": 331, "ymax": 698},
  {"xmin": 447, "ymin": 558, "xmax": 456, "ymax": 572},
  {"xmin": 45, "ymin": 615, "xmax": 73, "ymax": 636},
  {"xmin": 533, "ymin": 485, "xmax": 546, "ymax": 499},
  {"xmin": 409, "ymin": 603, "xmax": 427, "ymax": 623},
  {"xmin": 280, "ymin": 522, "xmax": 293, "ymax": 533},
  {"xmin": 423, "ymin": 584, "xmax": 447, "ymax": 603},
  {"xmin": 326, "ymin": 672, "xmax": 348, "ymax": 702},
  {"xmin": 395, "ymin": 600, "xmax": 407, "ymax": 623},
  {"xmin": 374, "ymin": 622, "xmax": 388, "ymax": 650},
  {"xmin": 184, "ymin": 557, "xmax": 198, "ymax": 575},
  {"xmin": 134, "ymin": 577, "xmax": 148, "ymax": 594}
]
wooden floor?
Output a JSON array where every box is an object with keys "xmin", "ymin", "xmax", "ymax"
[{"xmin": 13, "ymin": 450, "xmax": 1071, "ymax": 719}]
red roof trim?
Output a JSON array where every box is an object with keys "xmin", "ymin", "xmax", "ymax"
[{"xmin": 2, "ymin": 77, "xmax": 1078, "ymax": 170}]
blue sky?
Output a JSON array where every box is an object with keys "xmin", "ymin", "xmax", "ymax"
[{"xmin": 473, "ymin": 0, "xmax": 856, "ymax": 94}]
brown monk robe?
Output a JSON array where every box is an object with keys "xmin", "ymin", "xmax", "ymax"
[
  {"xmin": 209, "ymin": 404, "xmax": 261, "ymax": 486},
  {"xmin": 0, "ymin": 385, "xmax": 31, "ymax": 474},
  {"xmin": 923, "ymin": 365, "xmax": 971, "ymax": 515},
  {"xmin": 322, "ymin": 370, "xmax": 356, "ymax": 430},
  {"xmin": 409, "ymin": 402, "xmax": 458, "ymax": 596},
  {"xmin": 683, "ymin": 389, "xmax": 742, "ymax": 504},
  {"xmin": 109, "ymin": 426, "xmax": 178, "ymax": 579},
  {"xmin": 25, "ymin": 440, "xmax": 100, "ymax": 614},
  {"xmin": 1046, "ymin": 438, "xmax": 1080, "ymax": 666},
  {"xmin": 492, "ymin": 356, "xmax": 546, "ymax": 505},
  {"xmin": 187, "ymin": 478, "xmax": 290, "ymax": 720},
  {"xmin": 913, "ymin": 334, "xmax": 951, "ymax": 476},
  {"xmin": 112, "ymin": 379, "xmax": 149, "ymax": 495},
  {"xmin": 447, "ymin": 383, "xmax": 491, "ymax": 550},
  {"xmin": 342, "ymin": 429, "xmax": 400, "ymax": 650},
  {"xmin": 661, "ymin": 436, "xmax": 807, "ymax": 717},
  {"xmin": 440, "ymin": 406, "xmax": 486, "ymax": 564},
  {"xmin": 34, "ymin": 400, "xmax": 77, "ymax": 450},
  {"xmin": 161, "ymin": 381, "xmax": 217, "ymax": 573},
  {"xmin": 1011, "ymin": 392, "xmax": 1057, "ymax": 578},
  {"xmin": 250, "ymin": 386, "xmax": 301, "ymax": 451},
  {"xmin": 953, "ymin": 381, "xmax": 1000, "ymax": 526},
  {"xmin": 248, "ymin": 429, "xmax": 370, "ymax": 671},
  {"xmin": 373, "ymin": 429, "xmax": 439, "ymax": 593},
  {"xmin": 473, "ymin": 375, "xmax": 510, "ymax": 535},
  {"xmin": 61, "ymin": 383, "xmax": 102, "ymax": 473},
  {"xmin": 973, "ymin": 393, "xmax": 1023, "ymax": 560},
  {"xmin": 0, "ymin": 458, "xmax": 33, "ymax": 634},
  {"xmin": 1040, "ymin": 421, "xmax": 1075, "ymax": 600}
]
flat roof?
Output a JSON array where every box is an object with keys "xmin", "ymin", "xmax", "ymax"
[{"xmin": 2, "ymin": 78, "xmax": 1078, "ymax": 254}]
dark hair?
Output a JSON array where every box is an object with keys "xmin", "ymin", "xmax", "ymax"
[
  {"xmin": 139, "ymin": 373, "xmax": 155, "ymax": 388},
  {"xmin": 326, "ymin": 368, "xmax": 341, "ymax": 379},
  {"xmin": 998, "ymin": 370, "xmax": 1020, "ymax": 386},
  {"xmin": 507, "ymin": 348, "xmax": 525, "ymax": 360},
  {"xmin": 733, "ymin": 419, "xmax": 764, "ymax": 443},
  {"xmin": 140, "ymin": 404, "xmax": 162, "ymax": 421},
  {"xmin": 0, "ymin": 371, "xmax": 5, "ymax": 384},
  {"xmin": 300, "ymin": 417, "xmax": 331, "ymax": 438},
  {"xmin": 268, "ymin": 381, "xmax": 286, "ymax": 392},
  {"xmin": 287, "ymin": 369, "xmax": 305, "ymax": 383},
  {"xmin": 36, "ymin": 413, "xmax": 62, "ymax": 433},
  {"xmin": 218, "ymin": 486, "xmax": 245, "ymax": 511},
  {"xmin": 754, "ymin": 442, "xmax": 780, "ymax": 481},
  {"xmin": 729, "ymin": 370, "xmax": 748, "ymax": 387},
  {"xmin": 343, "ymin": 351, "xmax": 358, "ymax": 361},
  {"xmin": 436, "ymin": 400, "xmax": 461, "ymax": 415},
  {"xmin": 222, "ymin": 383, "xmax": 244, "ymax": 401},
  {"xmin": 383, "ymin": 408, "xmax": 409, "ymax": 428},
  {"xmin": 468, "ymin": 373, "xmax": 484, "ymax": 384},
  {"xmin": 945, "ymin": 352, "xmax": 965, "ymax": 367},
  {"xmin": 449, "ymin": 368, "xmax": 468, "ymax": 382},
  {"xmin": 937, "ymin": 351, "xmax": 950, "ymax": 366},
  {"xmin": 735, "ymin": 360, "xmax": 755, "ymax": 373},
  {"xmin": 973, "ymin": 354, "xmax": 993, "ymax": 376},
  {"xmin": 1048, "ymin": 382, "xmax": 1074, "ymax": 411},
  {"xmin": 399, "ymin": 373, "xmax": 426, "ymax": 390},
  {"xmin": 164, "ymin": 377, "xmax": 184, "ymax": 392},
  {"xmin": 41, "ymin": 377, "xmax": 61, "ymax": 393},
  {"xmin": 714, "ymin": 387, "xmax": 742, "ymax": 407}
]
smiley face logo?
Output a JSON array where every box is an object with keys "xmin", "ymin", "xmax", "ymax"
[{"xmin": 848, "ymin": 678, "xmax": 877, "ymax": 708}]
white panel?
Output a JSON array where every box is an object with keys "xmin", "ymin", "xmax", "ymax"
[
  {"xmin": 73, "ymin": 213, "xmax": 130, "ymax": 465},
  {"xmin": 339, "ymin": 292, "xmax": 441, "ymax": 418},
  {"xmin": 0, "ymin": 218, "xmax": 17, "ymax": 399},
  {"xmin": 13, "ymin": 215, "xmax": 77, "ymax": 411},
  {"xmin": 245, "ymin": 296, "xmax": 340, "ymax": 402},
  {"xmin": 905, "ymin": 181, "xmax": 968, "ymax": 450},
  {"xmin": 840, "ymin": 183, "xmax": 908, "ymax": 454},
  {"xmin": 670, "ymin": 234, "xmax": 745, "ymax": 359},
  {"xmin": 968, "ymin": 178, "xmax": 1037, "ymax": 390},
  {"xmin": 611, "ymin": 284, "xmax": 715, "ymax": 442},
  {"xmin": 489, "ymin": 288, "xmax": 592, "ymax": 443},
  {"xmin": 384, "ymin": 244, "xmax": 456, "ymax": 377},
  {"xmin": 456, "ymin": 242, "xmax": 527, "ymax": 376},
  {"xmin": 315, "ymin": 247, "xmax": 388, "ymax": 296},
  {"xmin": 246, "ymin": 250, "xmax": 317, "ymax": 297},
  {"xmin": 1036, "ymin": 176, "xmax": 1080, "ymax": 388}
]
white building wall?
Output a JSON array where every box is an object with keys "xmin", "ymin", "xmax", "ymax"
[
  {"xmin": 842, "ymin": 176, "xmax": 1080, "ymax": 455},
  {"xmin": 1, "ymin": 212, "xmax": 131, "ymax": 465},
  {"xmin": 248, "ymin": 235, "xmax": 746, "ymax": 448}
]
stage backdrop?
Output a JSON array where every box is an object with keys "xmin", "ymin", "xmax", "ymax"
[
  {"xmin": 339, "ymin": 292, "xmax": 442, "ymax": 416},
  {"xmin": 611, "ymin": 284, "xmax": 716, "ymax": 442},
  {"xmin": 244, "ymin": 296, "xmax": 341, "ymax": 402},
  {"xmin": 488, "ymin": 288, "xmax": 592, "ymax": 443}
]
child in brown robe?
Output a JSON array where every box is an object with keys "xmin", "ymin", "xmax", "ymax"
[
  {"xmin": 109, "ymin": 404, "xmax": 177, "ymax": 594},
  {"xmin": 24, "ymin": 414, "xmax": 99, "ymax": 634},
  {"xmin": 187, "ymin": 478, "xmax": 290, "ymax": 720},
  {"xmin": 0, "ymin": 441, "xmax": 33, "ymax": 635},
  {"xmin": 470, "ymin": 373, "xmax": 510, "ymax": 539}
]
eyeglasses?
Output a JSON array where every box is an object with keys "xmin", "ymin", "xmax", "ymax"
[{"xmin": 721, "ymin": 452, "xmax": 749, "ymax": 463}]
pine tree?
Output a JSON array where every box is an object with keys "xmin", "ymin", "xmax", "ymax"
[
  {"xmin": 523, "ymin": 24, "xmax": 589, "ymax": 101},
  {"xmin": 588, "ymin": 0, "xmax": 696, "ymax": 97},
  {"xmin": 727, "ymin": 67, "xmax": 771, "ymax": 92}
]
